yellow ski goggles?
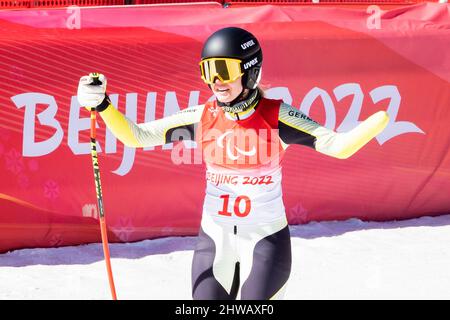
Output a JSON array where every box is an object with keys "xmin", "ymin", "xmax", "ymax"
[{"xmin": 199, "ymin": 58, "xmax": 244, "ymax": 85}]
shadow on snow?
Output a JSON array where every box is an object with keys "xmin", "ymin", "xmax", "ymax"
[{"xmin": 1, "ymin": 214, "xmax": 449, "ymax": 267}]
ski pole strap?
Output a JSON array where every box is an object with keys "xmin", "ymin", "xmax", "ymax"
[{"xmin": 96, "ymin": 95, "xmax": 111, "ymax": 112}]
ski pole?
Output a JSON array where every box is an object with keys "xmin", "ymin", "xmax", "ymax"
[{"xmin": 89, "ymin": 73, "xmax": 118, "ymax": 300}]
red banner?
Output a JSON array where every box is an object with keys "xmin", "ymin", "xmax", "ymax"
[{"xmin": 0, "ymin": 3, "xmax": 449, "ymax": 252}]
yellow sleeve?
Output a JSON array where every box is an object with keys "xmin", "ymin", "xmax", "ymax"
[
  {"xmin": 313, "ymin": 111, "xmax": 390, "ymax": 159},
  {"xmin": 100, "ymin": 104, "xmax": 141, "ymax": 147},
  {"xmin": 99, "ymin": 103, "xmax": 204, "ymax": 148},
  {"xmin": 278, "ymin": 103, "xmax": 389, "ymax": 159}
]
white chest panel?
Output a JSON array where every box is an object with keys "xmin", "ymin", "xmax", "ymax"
[{"xmin": 203, "ymin": 165, "xmax": 286, "ymax": 225}]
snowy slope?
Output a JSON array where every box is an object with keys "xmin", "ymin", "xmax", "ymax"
[{"xmin": 1, "ymin": 214, "xmax": 450, "ymax": 300}]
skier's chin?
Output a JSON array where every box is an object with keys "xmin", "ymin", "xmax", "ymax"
[{"xmin": 215, "ymin": 90, "xmax": 240, "ymax": 103}]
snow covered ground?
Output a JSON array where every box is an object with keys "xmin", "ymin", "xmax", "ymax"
[{"xmin": 1, "ymin": 214, "xmax": 450, "ymax": 300}]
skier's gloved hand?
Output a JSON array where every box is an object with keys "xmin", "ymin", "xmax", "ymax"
[{"xmin": 77, "ymin": 73, "xmax": 111, "ymax": 112}]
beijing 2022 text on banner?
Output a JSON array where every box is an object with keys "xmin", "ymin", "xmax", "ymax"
[{"xmin": 0, "ymin": 3, "xmax": 449, "ymax": 252}]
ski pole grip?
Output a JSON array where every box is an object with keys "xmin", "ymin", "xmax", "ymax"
[
  {"xmin": 89, "ymin": 73, "xmax": 102, "ymax": 112},
  {"xmin": 90, "ymin": 72, "xmax": 102, "ymax": 86},
  {"xmin": 88, "ymin": 72, "xmax": 110, "ymax": 112}
]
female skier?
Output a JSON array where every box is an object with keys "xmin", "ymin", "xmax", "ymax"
[{"xmin": 77, "ymin": 27, "xmax": 389, "ymax": 300}]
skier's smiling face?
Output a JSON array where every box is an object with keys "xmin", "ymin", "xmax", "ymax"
[{"xmin": 212, "ymin": 77, "xmax": 243, "ymax": 103}]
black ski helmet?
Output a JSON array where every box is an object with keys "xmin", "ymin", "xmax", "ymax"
[{"xmin": 201, "ymin": 27, "xmax": 263, "ymax": 90}]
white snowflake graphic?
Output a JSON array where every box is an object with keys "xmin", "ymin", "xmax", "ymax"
[
  {"xmin": 43, "ymin": 180, "xmax": 60, "ymax": 200},
  {"xmin": 289, "ymin": 202, "xmax": 309, "ymax": 224},
  {"xmin": 5, "ymin": 148, "xmax": 24, "ymax": 175},
  {"xmin": 112, "ymin": 217, "xmax": 135, "ymax": 242}
]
